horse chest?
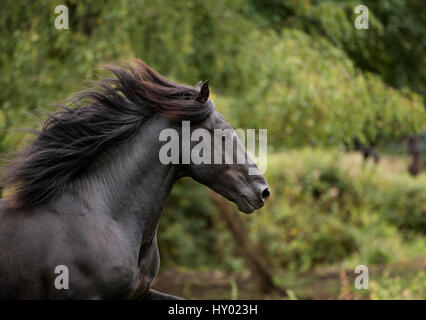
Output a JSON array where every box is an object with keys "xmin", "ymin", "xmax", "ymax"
[{"xmin": 122, "ymin": 242, "xmax": 160, "ymax": 299}]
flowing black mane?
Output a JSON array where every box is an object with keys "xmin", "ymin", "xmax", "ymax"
[{"xmin": 3, "ymin": 59, "xmax": 214, "ymax": 209}]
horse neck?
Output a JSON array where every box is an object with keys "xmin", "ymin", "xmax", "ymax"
[{"xmin": 69, "ymin": 116, "xmax": 178, "ymax": 242}]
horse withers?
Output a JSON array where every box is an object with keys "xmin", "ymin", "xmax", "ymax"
[{"xmin": 0, "ymin": 60, "xmax": 269, "ymax": 299}]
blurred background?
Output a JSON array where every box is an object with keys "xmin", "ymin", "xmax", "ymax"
[{"xmin": 0, "ymin": 0, "xmax": 425, "ymax": 299}]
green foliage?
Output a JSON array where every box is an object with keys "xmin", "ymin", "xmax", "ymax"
[
  {"xmin": 159, "ymin": 150, "xmax": 426, "ymax": 272},
  {"xmin": 249, "ymin": 0, "xmax": 426, "ymax": 96},
  {"xmin": 367, "ymin": 270, "xmax": 425, "ymax": 300},
  {"xmin": 222, "ymin": 29, "xmax": 424, "ymax": 147},
  {"xmin": 246, "ymin": 150, "xmax": 425, "ymax": 272},
  {"xmin": 1, "ymin": 0, "xmax": 424, "ymax": 154},
  {"xmin": 157, "ymin": 178, "xmax": 217, "ymax": 269},
  {"xmin": 159, "ymin": 178, "xmax": 246, "ymax": 271}
]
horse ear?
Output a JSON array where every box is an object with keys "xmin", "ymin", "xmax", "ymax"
[{"xmin": 196, "ymin": 80, "xmax": 209, "ymax": 103}]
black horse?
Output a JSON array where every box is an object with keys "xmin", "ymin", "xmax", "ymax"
[{"xmin": 0, "ymin": 60, "xmax": 269, "ymax": 299}]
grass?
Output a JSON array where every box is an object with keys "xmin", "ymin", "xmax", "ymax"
[{"xmin": 153, "ymin": 257, "xmax": 425, "ymax": 300}]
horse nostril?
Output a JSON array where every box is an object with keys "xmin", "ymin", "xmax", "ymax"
[{"xmin": 261, "ymin": 188, "xmax": 270, "ymax": 201}]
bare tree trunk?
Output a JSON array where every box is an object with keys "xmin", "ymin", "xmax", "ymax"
[
  {"xmin": 210, "ymin": 192, "xmax": 282, "ymax": 294},
  {"xmin": 407, "ymin": 135, "xmax": 422, "ymax": 176}
]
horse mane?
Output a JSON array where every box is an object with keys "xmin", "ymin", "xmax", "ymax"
[{"xmin": 2, "ymin": 59, "xmax": 213, "ymax": 209}]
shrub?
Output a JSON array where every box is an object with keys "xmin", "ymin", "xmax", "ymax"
[{"xmin": 159, "ymin": 149, "xmax": 426, "ymax": 272}]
